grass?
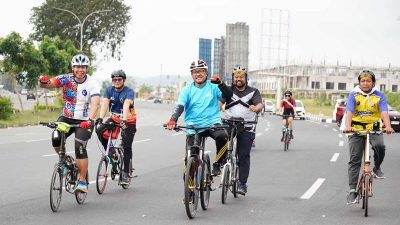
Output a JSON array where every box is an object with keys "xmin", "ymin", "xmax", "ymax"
[
  {"xmin": 0, "ymin": 110, "xmax": 61, "ymax": 127},
  {"xmin": 299, "ymin": 99, "xmax": 334, "ymax": 118}
]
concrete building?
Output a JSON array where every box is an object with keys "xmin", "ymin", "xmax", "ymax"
[
  {"xmin": 199, "ymin": 38, "xmax": 212, "ymax": 78},
  {"xmin": 213, "ymin": 38, "xmax": 221, "ymax": 76},
  {"xmin": 249, "ymin": 64, "xmax": 400, "ymax": 103},
  {"xmin": 225, "ymin": 22, "xmax": 249, "ymax": 82}
]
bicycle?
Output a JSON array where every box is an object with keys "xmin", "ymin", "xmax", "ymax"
[
  {"xmin": 345, "ymin": 127, "xmax": 384, "ymax": 217},
  {"xmin": 164, "ymin": 124, "xmax": 227, "ymax": 219},
  {"xmin": 220, "ymin": 117, "xmax": 257, "ymax": 204},
  {"xmin": 40, "ymin": 121, "xmax": 89, "ymax": 212},
  {"xmin": 281, "ymin": 115, "xmax": 292, "ymax": 151},
  {"xmin": 95, "ymin": 121, "xmax": 134, "ymax": 194}
]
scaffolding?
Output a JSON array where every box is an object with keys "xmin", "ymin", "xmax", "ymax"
[{"xmin": 259, "ymin": 9, "xmax": 290, "ymax": 69}]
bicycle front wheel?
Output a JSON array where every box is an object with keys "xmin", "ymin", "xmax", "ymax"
[
  {"xmin": 200, "ymin": 154, "xmax": 211, "ymax": 210},
  {"xmin": 221, "ymin": 165, "xmax": 230, "ymax": 204},
  {"xmin": 96, "ymin": 156, "xmax": 109, "ymax": 194},
  {"xmin": 75, "ymin": 171, "xmax": 89, "ymax": 204},
  {"xmin": 364, "ymin": 175, "xmax": 371, "ymax": 217},
  {"xmin": 284, "ymin": 132, "xmax": 289, "ymax": 151},
  {"xmin": 49, "ymin": 165, "xmax": 63, "ymax": 212},
  {"xmin": 233, "ymin": 165, "xmax": 239, "ymax": 198},
  {"xmin": 184, "ymin": 156, "xmax": 199, "ymax": 219}
]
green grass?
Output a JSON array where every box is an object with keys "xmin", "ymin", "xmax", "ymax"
[
  {"xmin": 0, "ymin": 110, "xmax": 61, "ymax": 127},
  {"xmin": 300, "ymin": 99, "xmax": 334, "ymax": 118}
]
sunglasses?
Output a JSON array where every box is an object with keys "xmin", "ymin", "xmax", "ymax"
[
  {"xmin": 112, "ymin": 78, "xmax": 123, "ymax": 82},
  {"xmin": 285, "ymin": 95, "xmax": 291, "ymax": 97}
]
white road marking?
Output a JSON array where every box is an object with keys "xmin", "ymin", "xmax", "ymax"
[
  {"xmin": 256, "ymin": 133, "xmax": 262, "ymax": 137},
  {"xmin": 24, "ymin": 138, "xmax": 49, "ymax": 143},
  {"xmin": 332, "ymin": 128, "xmax": 337, "ymax": 132},
  {"xmin": 172, "ymin": 132, "xmax": 184, "ymax": 136},
  {"xmin": 42, "ymin": 151, "xmax": 75, "ymax": 157},
  {"xmin": 330, "ymin": 153, "xmax": 340, "ymax": 162},
  {"xmin": 300, "ymin": 178, "xmax": 326, "ymax": 199},
  {"xmin": 324, "ymin": 125, "xmax": 328, "ymax": 127},
  {"xmin": 339, "ymin": 141, "xmax": 344, "ymax": 147},
  {"xmin": 133, "ymin": 139, "xmax": 151, "ymax": 143},
  {"xmin": 264, "ymin": 128, "xmax": 269, "ymax": 132},
  {"xmin": 338, "ymin": 134, "xmax": 343, "ymax": 138}
]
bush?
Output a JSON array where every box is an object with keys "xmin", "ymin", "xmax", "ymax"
[
  {"xmin": 33, "ymin": 104, "xmax": 62, "ymax": 112},
  {"xmin": 0, "ymin": 96, "xmax": 13, "ymax": 120}
]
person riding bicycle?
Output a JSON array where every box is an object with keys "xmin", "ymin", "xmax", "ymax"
[
  {"xmin": 279, "ymin": 90, "xmax": 296, "ymax": 141},
  {"xmin": 166, "ymin": 59, "xmax": 230, "ymax": 176},
  {"xmin": 210, "ymin": 66, "xmax": 263, "ymax": 195},
  {"xmin": 38, "ymin": 54, "xmax": 100, "ymax": 193},
  {"xmin": 344, "ymin": 69, "xmax": 394, "ymax": 204},
  {"xmin": 95, "ymin": 69, "xmax": 136, "ymax": 185}
]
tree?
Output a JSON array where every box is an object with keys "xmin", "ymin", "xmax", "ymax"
[
  {"xmin": 30, "ymin": 0, "xmax": 131, "ymax": 59},
  {"xmin": 138, "ymin": 84, "xmax": 153, "ymax": 97}
]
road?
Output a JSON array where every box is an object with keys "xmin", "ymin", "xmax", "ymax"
[{"xmin": 0, "ymin": 101, "xmax": 399, "ymax": 225}]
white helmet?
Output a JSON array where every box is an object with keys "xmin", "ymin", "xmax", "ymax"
[
  {"xmin": 190, "ymin": 59, "xmax": 208, "ymax": 71},
  {"xmin": 71, "ymin": 54, "xmax": 90, "ymax": 66}
]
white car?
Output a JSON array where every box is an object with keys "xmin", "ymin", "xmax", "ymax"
[
  {"xmin": 295, "ymin": 100, "xmax": 306, "ymax": 120},
  {"xmin": 263, "ymin": 100, "xmax": 275, "ymax": 114}
]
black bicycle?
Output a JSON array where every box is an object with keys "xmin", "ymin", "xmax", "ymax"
[
  {"xmin": 281, "ymin": 115, "xmax": 292, "ymax": 151},
  {"xmin": 95, "ymin": 121, "xmax": 134, "ymax": 194},
  {"xmin": 220, "ymin": 117, "xmax": 257, "ymax": 203},
  {"xmin": 164, "ymin": 124, "xmax": 227, "ymax": 219},
  {"xmin": 40, "ymin": 121, "xmax": 89, "ymax": 212}
]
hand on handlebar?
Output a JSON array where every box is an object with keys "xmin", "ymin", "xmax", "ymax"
[
  {"xmin": 383, "ymin": 126, "xmax": 394, "ymax": 135},
  {"xmin": 166, "ymin": 121, "xmax": 177, "ymax": 130},
  {"xmin": 95, "ymin": 118, "xmax": 103, "ymax": 125},
  {"xmin": 80, "ymin": 119, "xmax": 93, "ymax": 129}
]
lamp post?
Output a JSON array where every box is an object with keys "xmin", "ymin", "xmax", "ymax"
[{"xmin": 53, "ymin": 7, "xmax": 111, "ymax": 51}]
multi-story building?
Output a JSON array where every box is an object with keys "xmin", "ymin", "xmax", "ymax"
[
  {"xmin": 213, "ymin": 38, "xmax": 221, "ymax": 76},
  {"xmin": 199, "ymin": 38, "xmax": 212, "ymax": 78},
  {"xmin": 249, "ymin": 64, "xmax": 400, "ymax": 102},
  {"xmin": 224, "ymin": 22, "xmax": 249, "ymax": 82}
]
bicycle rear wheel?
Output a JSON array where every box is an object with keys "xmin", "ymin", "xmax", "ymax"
[
  {"xmin": 184, "ymin": 157, "xmax": 199, "ymax": 219},
  {"xmin": 221, "ymin": 165, "xmax": 230, "ymax": 204},
  {"xmin": 50, "ymin": 165, "xmax": 63, "ymax": 212},
  {"xmin": 233, "ymin": 165, "xmax": 239, "ymax": 198},
  {"xmin": 200, "ymin": 154, "xmax": 211, "ymax": 210},
  {"xmin": 96, "ymin": 156, "xmax": 109, "ymax": 194},
  {"xmin": 75, "ymin": 171, "xmax": 89, "ymax": 204},
  {"xmin": 364, "ymin": 175, "xmax": 371, "ymax": 217}
]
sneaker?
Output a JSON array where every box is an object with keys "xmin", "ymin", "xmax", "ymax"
[
  {"xmin": 120, "ymin": 172, "xmax": 130, "ymax": 185},
  {"xmin": 290, "ymin": 134, "xmax": 294, "ymax": 139},
  {"xmin": 373, "ymin": 166, "xmax": 385, "ymax": 178},
  {"xmin": 346, "ymin": 189, "xmax": 358, "ymax": 204},
  {"xmin": 280, "ymin": 136, "xmax": 284, "ymax": 142},
  {"xmin": 237, "ymin": 183, "xmax": 247, "ymax": 196},
  {"xmin": 75, "ymin": 180, "xmax": 88, "ymax": 193},
  {"xmin": 212, "ymin": 163, "xmax": 221, "ymax": 176}
]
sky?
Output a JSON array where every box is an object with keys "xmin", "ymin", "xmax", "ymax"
[{"xmin": 1, "ymin": 0, "xmax": 400, "ymax": 81}]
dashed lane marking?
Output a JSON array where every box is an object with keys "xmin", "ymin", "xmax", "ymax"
[
  {"xmin": 330, "ymin": 153, "xmax": 340, "ymax": 162},
  {"xmin": 339, "ymin": 141, "xmax": 344, "ymax": 147},
  {"xmin": 300, "ymin": 178, "xmax": 326, "ymax": 199}
]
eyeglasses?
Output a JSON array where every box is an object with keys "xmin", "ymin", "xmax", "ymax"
[
  {"xmin": 112, "ymin": 78, "xmax": 123, "ymax": 82},
  {"xmin": 285, "ymin": 95, "xmax": 291, "ymax": 97},
  {"xmin": 191, "ymin": 69, "xmax": 206, "ymax": 75}
]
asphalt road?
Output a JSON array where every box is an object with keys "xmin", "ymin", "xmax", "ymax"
[{"xmin": 0, "ymin": 101, "xmax": 399, "ymax": 225}]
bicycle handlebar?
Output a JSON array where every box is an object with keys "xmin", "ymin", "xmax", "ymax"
[
  {"xmin": 39, "ymin": 121, "xmax": 80, "ymax": 129},
  {"xmin": 163, "ymin": 124, "xmax": 229, "ymax": 132},
  {"xmin": 343, "ymin": 130, "xmax": 385, "ymax": 136},
  {"xmin": 222, "ymin": 118, "xmax": 257, "ymax": 125}
]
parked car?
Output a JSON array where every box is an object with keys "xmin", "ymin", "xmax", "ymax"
[
  {"xmin": 263, "ymin": 100, "xmax": 275, "ymax": 114},
  {"xmin": 388, "ymin": 104, "xmax": 400, "ymax": 132},
  {"xmin": 154, "ymin": 97, "xmax": 162, "ymax": 103},
  {"xmin": 334, "ymin": 99, "xmax": 347, "ymax": 127},
  {"xmin": 26, "ymin": 92, "xmax": 36, "ymax": 100},
  {"xmin": 295, "ymin": 100, "xmax": 306, "ymax": 120},
  {"xmin": 20, "ymin": 89, "xmax": 28, "ymax": 95}
]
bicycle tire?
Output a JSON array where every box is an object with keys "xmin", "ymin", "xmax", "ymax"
[
  {"xmin": 49, "ymin": 165, "xmax": 63, "ymax": 212},
  {"xmin": 233, "ymin": 165, "xmax": 239, "ymax": 198},
  {"xmin": 283, "ymin": 132, "xmax": 289, "ymax": 151},
  {"xmin": 75, "ymin": 171, "xmax": 89, "ymax": 204},
  {"xmin": 96, "ymin": 156, "xmax": 109, "ymax": 194},
  {"xmin": 121, "ymin": 158, "xmax": 133, "ymax": 189},
  {"xmin": 221, "ymin": 165, "xmax": 230, "ymax": 204},
  {"xmin": 364, "ymin": 175, "xmax": 371, "ymax": 217},
  {"xmin": 184, "ymin": 157, "xmax": 199, "ymax": 219},
  {"xmin": 200, "ymin": 154, "xmax": 211, "ymax": 210}
]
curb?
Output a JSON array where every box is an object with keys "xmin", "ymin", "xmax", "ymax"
[{"xmin": 306, "ymin": 114, "xmax": 336, "ymax": 124}]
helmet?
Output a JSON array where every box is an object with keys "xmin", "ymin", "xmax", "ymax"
[
  {"xmin": 111, "ymin": 69, "xmax": 126, "ymax": 79},
  {"xmin": 358, "ymin": 69, "xmax": 376, "ymax": 82},
  {"xmin": 190, "ymin": 59, "xmax": 208, "ymax": 71},
  {"xmin": 232, "ymin": 66, "xmax": 247, "ymax": 76},
  {"xmin": 71, "ymin": 54, "xmax": 90, "ymax": 66},
  {"xmin": 284, "ymin": 90, "xmax": 292, "ymax": 96}
]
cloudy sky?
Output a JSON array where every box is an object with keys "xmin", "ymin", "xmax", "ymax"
[{"xmin": 1, "ymin": 0, "xmax": 400, "ymax": 81}]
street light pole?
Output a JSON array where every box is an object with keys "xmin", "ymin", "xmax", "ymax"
[{"xmin": 53, "ymin": 7, "xmax": 111, "ymax": 51}]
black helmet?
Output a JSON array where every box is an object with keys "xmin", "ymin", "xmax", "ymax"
[
  {"xmin": 358, "ymin": 69, "xmax": 376, "ymax": 82},
  {"xmin": 284, "ymin": 90, "xmax": 292, "ymax": 96},
  {"xmin": 111, "ymin": 70, "xmax": 126, "ymax": 79}
]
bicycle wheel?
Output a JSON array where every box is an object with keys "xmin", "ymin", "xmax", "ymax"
[
  {"xmin": 96, "ymin": 156, "xmax": 109, "ymax": 194},
  {"xmin": 49, "ymin": 165, "xmax": 63, "ymax": 212},
  {"xmin": 121, "ymin": 158, "xmax": 133, "ymax": 189},
  {"xmin": 221, "ymin": 165, "xmax": 230, "ymax": 204},
  {"xmin": 364, "ymin": 175, "xmax": 371, "ymax": 217},
  {"xmin": 283, "ymin": 132, "xmax": 289, "ymax": 151},
  {"xmin": 184, "ymin": 156, "xmax": 199, "ymax": 219},
  {"xmin": 75, "ymin": 171, "xmax": 89, "ymax": 204},
  {"xmin": 200, "ymin": 154, "xmax": 211, "ymax": 210},
  {"xmin": 233, "ymin": 165, "xmax": 239, "ymax": 198}
]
